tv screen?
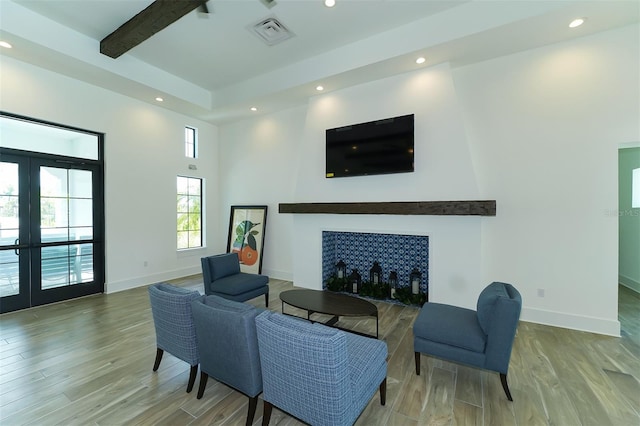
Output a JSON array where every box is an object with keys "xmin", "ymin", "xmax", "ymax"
[{"xmin": 326, "ymin": 114, "xmax": 414, "ymax": 178}]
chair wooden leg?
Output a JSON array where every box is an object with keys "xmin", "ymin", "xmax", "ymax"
[
  {"xmin": 265, "ymin": 292, "xmax": 269, "ymax": 308},
  {"xmin": 379, "ymin": 377, "xmax": 387, "ymax": 406},
  {"xmin": 186, "ymin": 365, "xmax": 198, "ymax": 393},
  {"xmin": 152, "ymin": 348, "xmax": 164, "ymax": 371},
  {"xmin": 246, "ymin": 395, "xmax": 258, "ymax": 426},
  {"xmin": 500, "ymin": 373, "xmax": 513, "ymax": 401},
  {"xmin": 197, "ymin": 372, "xmax": 209, "ymax": 399},
  {"xmin": 262, "ymin": 400, "xmax": 273, "ymax": 426},
  {"xmin": 415, "ymin": 352, "xmax": 421, "ymax": 375}
]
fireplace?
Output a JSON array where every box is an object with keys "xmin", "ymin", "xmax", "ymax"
[{"xmin": 322, "ymin": 231, "xmax": 429, "ymax": 296}]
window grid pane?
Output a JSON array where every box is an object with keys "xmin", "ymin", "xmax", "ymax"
[
  {"xmin": 176, "ymin": 176, "xmax": 202, "ymax": 249},
  {"xmin": 185, "ymin": 127, "xmax": 196, "ymax": 158}
]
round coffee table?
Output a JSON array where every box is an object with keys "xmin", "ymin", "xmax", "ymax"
[{"xmin": 279, "ymin": 289, "xmax": 379, "ymax": 338}]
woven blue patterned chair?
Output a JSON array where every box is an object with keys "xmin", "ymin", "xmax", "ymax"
[
  {"xmin": 201, "ymin": 253, "xmax": 269, "ymax": 307},
  {"xmin": 413, "ymin": 282, "xmax": 522, "ymax": 401},
  {"xmin": 255, "ymin": 311, "xmax": 387, "ymax": 426},
  {"xmin": 148, "ymin": 283, "xmax": 201, "ymax": 393},
  {"xmin": 191, "ymin": 295, "xmax": 263, "ymax": 426}
]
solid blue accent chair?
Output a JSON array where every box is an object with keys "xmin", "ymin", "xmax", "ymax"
[
  {"xmin": 191, "ymin": 295, "xmax": 263, "ymax": 426},
  {"xmin": 255, "ymin": 310, "xmax": 387, "ymax": 426},
  {"xmin": 148, "ymin": 283, "xmax": 201, "ymax": 392},
  {"xmin": 201, "ymin": 253, "xmax": 269, "ymax": 307},
  {"xmin": 413, "ymin": 282, "xmax": 522, "ymax": 401}
]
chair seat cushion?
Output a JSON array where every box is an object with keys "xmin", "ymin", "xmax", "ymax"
[
  {"xmin": 346, "ymin": 333, "xmax": 387, "ymax": 405},
  {"xmin": 413, "ymin": 303, "xmax": 486, "ymax": 353},
  {"xmin": 211, "ymin": 273, "xmax": 269, "ymax": 296}
]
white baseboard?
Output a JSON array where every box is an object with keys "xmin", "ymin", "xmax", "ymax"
[
  {"xmin": 262, "ymin": 268, "xmax": 293, "ymax": 282},
  {"xmin": 105, "ymin": 266, "xmax": 202, "ymax": 294},
  {"xmin": 521, "ymin": 307, "xmax": 620, "ymax": 337},
  {"xmin": 619, "ymin": 274, "xmax": 640, "ymax": 294}
]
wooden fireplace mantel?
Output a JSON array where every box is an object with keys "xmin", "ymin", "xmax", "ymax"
[{"xmin": 278, "ymin": 200, "xmax": 496, "ymax": 216}]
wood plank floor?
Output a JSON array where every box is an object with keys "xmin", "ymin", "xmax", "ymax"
[{"xmin": 1, "ymin": 277, "xmax": 638, "ymax": 425}]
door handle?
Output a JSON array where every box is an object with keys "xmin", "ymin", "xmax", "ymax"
[{"xmin": 15, "ymin": 238, "xmax": 20, "ymax": 255}]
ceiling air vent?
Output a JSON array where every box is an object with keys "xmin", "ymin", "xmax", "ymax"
[{"xmin": 249, "ymin": 16, "xmax": 294, "ymax": 46}]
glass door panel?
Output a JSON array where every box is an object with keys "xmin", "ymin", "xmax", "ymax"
[
  {"xmin": 0, "ymin": 162, "xmax": 20, "ymax": 297},
  {"xmin": 0, "ymin": 156, "xmax": 30, "ymax": 310}
]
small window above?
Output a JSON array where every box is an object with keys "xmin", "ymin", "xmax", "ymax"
[{"xmin": 185, "ymin": 126, "xmax": 197, "ymax": 158}]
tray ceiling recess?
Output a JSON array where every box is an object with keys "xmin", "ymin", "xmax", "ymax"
[
  {"xmin": 99, "ymin": 0, "xmax": 279, "ymax": 59},
  {"xmin": 100, "ymin": 0, "xmax": 208, "ymax": 58}
]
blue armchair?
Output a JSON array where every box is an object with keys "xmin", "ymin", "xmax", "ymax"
[
  {"xmin": 255, "ymin": 310, "xmax": 387, "ymax": 426},
  {"xmin": 148, "ymin": 283, "xmax": 201, "ymax": 392},
  {"xmin": 201, "ymin": 253, "xmax": 269, "ymax": 306},
  {"xmin": 413, "ymin": 281, "xmax": 522, "ymax": 400},
  {"xmin": 191, "ymin": 295, "xmax": 263, "ymax": 426}
]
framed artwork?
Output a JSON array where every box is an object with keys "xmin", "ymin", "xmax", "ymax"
[{"xmin": 227, "ymin": 205, "xmax": 268, "ymax": 274}]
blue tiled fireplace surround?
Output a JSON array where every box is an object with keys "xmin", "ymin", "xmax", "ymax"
[{"xmin": 322, "ymin": 231, "xmax": 429, "ymax": 294}]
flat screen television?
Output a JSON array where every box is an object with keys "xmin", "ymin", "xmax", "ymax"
[{"xmin": 325, "ymin": 114, "xmax": 414, "ymax": 178}]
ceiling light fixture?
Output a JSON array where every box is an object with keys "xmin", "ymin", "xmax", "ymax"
[
  {"xmin": 416, "ymin": 57, "xmax": 426, "ymax": 64},
  {"xmin": 155, "ymin": 97, "xmax": 164, "ymax": 102},
  {"xmin": 251, "ymin": 107, "xmax": 258, "ymax": 111},
  {"xmin": 0, "ymin": 41, "xmax": 13, "ymax": 49},
  {"xmin": 316, "ymin": 85, "xmax": 324, "ymax": 91},
  {"xmin": 569, "ymin": 18, "xmax": 586, "ymax": 28},
  {"xmin": 325, "ymin": 0, "xmax": 336, "ymax": 8}
]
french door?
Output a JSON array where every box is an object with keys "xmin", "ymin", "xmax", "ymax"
[{"xmin": 0, "ymin": 151, "xmax": 104, "ymax": 313}]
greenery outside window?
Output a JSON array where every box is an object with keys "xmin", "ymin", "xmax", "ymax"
[
  {"xmin": 185, "ymin": 127, "xmax": 197, "ymax": 158},
  {"xmin": 177, "ymin": 176, "xmax": 202, "ymax": 250}
]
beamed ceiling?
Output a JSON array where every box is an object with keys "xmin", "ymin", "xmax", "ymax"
[{"xmin": 1, "ymin": 0, "xmax": 639, "ymax": 124}]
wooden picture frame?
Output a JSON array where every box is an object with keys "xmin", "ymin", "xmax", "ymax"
[{"xmin": 226, "ymin": 205, "xmax": 268, "ymax": 274}]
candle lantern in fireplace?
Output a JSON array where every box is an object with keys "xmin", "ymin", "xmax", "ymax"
[
  {"xmin": 389, "ymin": 271, "xmax": 398, "ymax": 299},
  {"xmin": 369, "ymin": 261, "xmax": 382, "ymax": 285},
  {"xmin": 410, "ymin": 268, "xmax": 422, "ymax": 295},
  {"xmin": 349, "ymin": 269, "xmax": 361, "ymax": 294},
  {"xmin": 336, "ymin": 260, "xmax": 347, "ymax": 279}
]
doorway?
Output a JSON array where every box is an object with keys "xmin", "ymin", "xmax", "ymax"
[
  {"xmin": 0, "ymin": 114, "xmax": 104, "ymax": 313},
  {"xmin": 618, "ymin": 145, "xmax": 640, "ymax": 337}
]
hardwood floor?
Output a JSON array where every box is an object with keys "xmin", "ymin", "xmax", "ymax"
[{"xmin": 1, "ymin": 277, "xmax": 638, "ymax": 425}]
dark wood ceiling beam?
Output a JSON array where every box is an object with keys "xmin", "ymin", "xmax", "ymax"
[{"xmin": 100, "ymin": 0, "xmax": 207, "ymax": 59}]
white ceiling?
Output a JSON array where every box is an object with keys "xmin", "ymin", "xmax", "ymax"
[{"xmin": 1, "ymin": 0, "xmax": 639, "ymax": 124}]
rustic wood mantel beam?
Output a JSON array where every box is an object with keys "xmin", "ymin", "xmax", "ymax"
[
  {"xmin": 278, "ymin": 201, "xmax": 496, "ymax": 216},
  {"xmin": 100, "ymin": 0, "xmax": 207, "ymax": 59}
]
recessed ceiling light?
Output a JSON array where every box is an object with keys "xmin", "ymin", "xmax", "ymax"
[
  {"xmin": 251, "ymin": 107, "xmax": 258, "ymax": 111},
  {"xmin": 155, "ymin": 97, "xmax": 164, "ymax": 102},
  {"xmin": 316, "ymin": 85, "xmax": 324, "ymax": 91},
  {"xmin": 324, "ymin": 0, "xmax": 336, "ymax": 7},
  {"xmin": 0, "ymin": 41, "xmax": 13, "ymax": 49},
  {"xmin": 569, "ymin": 18, "xmax": 586, "ymax": 28},
  {"xmin": 416, "ymin": 57, "xmax": 426, "ymax": 64}
]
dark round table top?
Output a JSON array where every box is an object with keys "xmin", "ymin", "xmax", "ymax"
[{"xmin": 280, "ymin": 289, "xmax": 377, "ymax": 318}]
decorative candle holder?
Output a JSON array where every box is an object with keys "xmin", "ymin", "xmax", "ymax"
[
  {"xmin": 370, "ymin": 261, "xmax": 382, "ymax": 285},
  {"xmin": 409, "ymin": 267, "xmax": 422, "ymax": 295}
]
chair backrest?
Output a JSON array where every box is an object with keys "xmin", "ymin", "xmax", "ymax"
[
  {"xmin": 191, "ymin": 295, "xmax": 263, "ymax": 397},
  {"xmin": 201, "ymin": 253, "xmax": 241, "ymax": 286},
  {"xmin": 148, "ymin": 283, "xmax": 201, "ymax": 365},
  {"xmin": 255, "ymin": 311, "xmax": 353, "ymax": 425},
  {"xmin": 476, "ymin": 282, "xmax": 522, "ymax": 373}
]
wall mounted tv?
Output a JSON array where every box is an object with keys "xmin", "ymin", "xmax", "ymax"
[{"xmin": 326, "ymin": 114, "xmax": 414, "ymax": 178}]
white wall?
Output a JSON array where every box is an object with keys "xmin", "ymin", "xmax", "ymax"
[
  {"xmin": 0, "ymin": 56, "xmax": 221, "ymax": 292},
  {"xmin": 219, "ymin": 24, "xmax": 639, "ymax": 336},
  {"xmin": 453, "ymin": 24, "xmax": 639, "ymax": 335}
]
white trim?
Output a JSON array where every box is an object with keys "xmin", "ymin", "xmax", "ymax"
[
  {"xmin": 262, "ymin": 268, "xmax": 293, "ymax": 281},
  {"xmin": 521, "ymin": 307, "xmax": 620, "ymax": 337},
  {"xmin": 105, "ymin": 265, "xmax": 202, "ymax": 294},
  {"xmin": 619, "ymin": 274, "xmax": 640, "ymax": 294}
]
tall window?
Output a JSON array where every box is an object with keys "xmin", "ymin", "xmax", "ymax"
[
  {"xmin": 185, "ymin": 126, "xmax": 197, "ymax": 158},
  {"xmin": 177, "ymin": 176, "xmax": 202, "ymax": 249}
]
